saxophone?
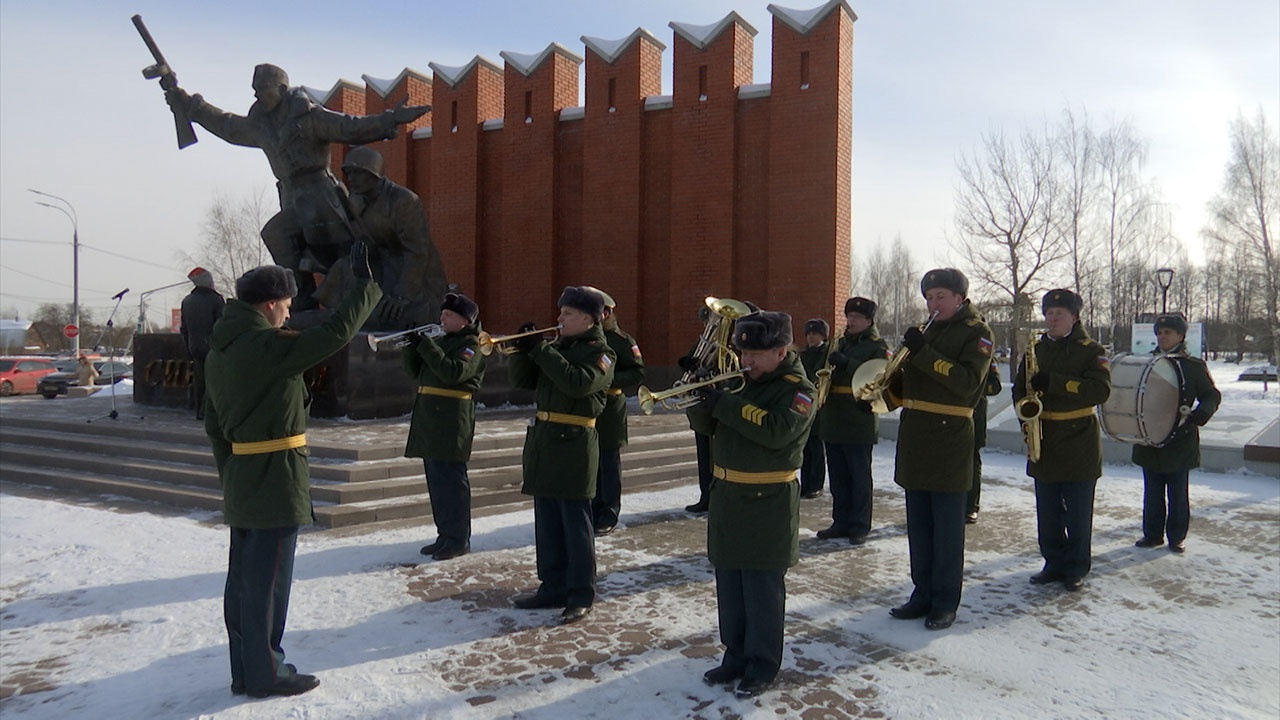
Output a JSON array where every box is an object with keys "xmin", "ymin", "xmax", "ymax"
[{"xmin": 1015, "ymin": 333, "xmax": 1044, "ymax": 462}]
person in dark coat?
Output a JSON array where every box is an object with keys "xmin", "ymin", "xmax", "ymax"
[
  {"xmin": 508, "ymin": 287, "xmax": 615, "ymax": 624},
  {"xmin": 966, "ymin": 358, "xmax": 1003, "ymax": 523},
  {"xmin": 1132, "ymin": 314, "xmax": 1221, "ymax": 553},
  {"xmin": 585, "ymin": 287, "xmax": 645, "ymax": 536},
  {"xmin": 1014, "ymin": 289, "xmax": 1111, "ymax": 592},
  {"xmin": 797, "ymin": 318, "xmax": 830, "ymax": 499},
  {"xmin": 816, "ymin": 297, "xmax": 889, "ymax": 545},
  {"xmin": 887, "ymin": 269, "xmax": 993, "ymax": 630},
  {"xmin": 403, "ymin": 292, "xmax": 485, "ymax": 561},
  {"xmin": 688, "ymin": 311, "xmax": 815, "ymax": 699},
  {"xmin": 180, "ymin": 267, "xmax": 225, "ymax": 420},
  {"xmin": 204, "ymin": 245, "xmax": 381, "ymax": 698}
]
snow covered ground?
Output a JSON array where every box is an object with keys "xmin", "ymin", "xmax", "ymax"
[{"xmin": 1, "ymin": 363, "xmax": 1277, "ymax": 719}]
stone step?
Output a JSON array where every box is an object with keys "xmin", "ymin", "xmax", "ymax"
[{"xmin": 0, "ymin": 462, "xmax": 225, "ymax": 513}]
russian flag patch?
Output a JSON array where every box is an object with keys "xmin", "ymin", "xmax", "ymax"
[
  {"xmin": 792, "ymin": 391, "xmax": 814, "ymax": 416},
  {"xmin": 461, "ymin": 347, "xmax": 476, "ymax": 360},
  {"xmin": 978, "ymin": 337, "xmax": 993, "ymax": 356}
]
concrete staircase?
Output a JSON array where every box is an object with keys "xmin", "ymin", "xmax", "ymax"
[{"xmin": 0, "ymin": 406, "xmax": 698, "ymax": 530}]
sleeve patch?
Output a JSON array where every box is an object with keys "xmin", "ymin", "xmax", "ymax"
[
  {"xmin": 630, "ymin": 344, "xmax": 643, "ymax": 359},
  {"xmin": 1097, "ymin": 356, "xmax": 1111, "ymax": 370},
  {"xmin": 741, "ymin": 404, "xmax": 768, "ymax": 425},
  {"xmin": 461, "ymin": 347, "xmax": 476, "ymax": 360},
  {"xmin": 933, "ymin": 359, "xmax": 954, "ymax": 376},
  {"xmin": 978, "ymin": 337, "xmax": 993, "ymax": 356},
  {"xmin": 791, "ymin": 391, "xmax": 814, "ymax": 416},
  {"xmin": 598, "ymin": 354, "xmax": 614, "ymax": 372}
]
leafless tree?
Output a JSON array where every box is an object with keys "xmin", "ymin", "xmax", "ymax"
[
  {"xmin": 851, "ymin": 234, "xmax": 916, "ymax": 340},
  {"xmin": 1204, "ymin": 108, "xmax": 1279, "ymax": 363},
  {"xmin": 175, "ymin": 189, "xmax": 272, "ymax": 295}
]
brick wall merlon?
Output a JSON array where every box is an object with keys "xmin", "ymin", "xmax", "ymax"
[
  {"xmin": 429, "ymin": 56, "xmax": 503, "ymax": 88},
  {"xmin": 581, "ymin": 28, "xmax": 667, "ymax": 63},
  {"xmin": 767, "ymin": 0, "xmax": 857, "ymax": 34},
  {"xmin": 668, "ymin": 11, "xmax": 758, "ymax": 50},
  {"xmin": 361, "ymin": 68, "xmax": 432, "ymax": 98},
  {"xmin": 500, "ymin": 43, "xmax": 584, "ymax": 78},
  {"xmin": 307, "ymin": 79, "xmax": 364, "ymax": 110}
]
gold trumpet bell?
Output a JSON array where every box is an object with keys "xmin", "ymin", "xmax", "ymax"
[{"xmin": 848, "ymin": 358, "xmax": 890, "ymax": 414}]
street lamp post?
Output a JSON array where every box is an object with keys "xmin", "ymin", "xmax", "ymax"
[
  {"xmin": 1155, "ymin": 267, "xmax": 1175, "ymax": 315},
  {"xmin": 29, "ymin": 189, "xmax": 80, "ymax": 357}
]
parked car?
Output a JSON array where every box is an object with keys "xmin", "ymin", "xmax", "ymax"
[
  {"xmin": 1238, "ymin": 365, "xmax": 1278, "ymax": 382},
  {"xmin": 38, "ymin": 360, "xmax": 133, "ymax": 399},
  {"xmin": 0, "ymin": 356, "xmax": 58, "ymax": 396}
]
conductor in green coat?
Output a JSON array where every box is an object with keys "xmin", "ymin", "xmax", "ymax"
[
  {"xmin": 204, "ymin": 246, "xmax": 381, "ymax": 698},
  {"xmin": 403, "ymin": 292, "xmax": 486, "ymax": 561},
  {"xmin": 1014, "ymin": 289, "xmax": 1111, "ymax": 592},
  {"xmin": 688, "ymin": 311, "xmax": 816, "ymax": 699},
  {"xmin": 508, "ymin": 287, "xmax": 616, "ymax": 624}
]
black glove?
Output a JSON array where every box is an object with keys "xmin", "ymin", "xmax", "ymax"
[
  {"xmin": 902, "ymin": 327, "xmax": 926, "ymax": 353},
  {"xmin": 696, "ymin": 385, "xmax": 725, "ymax": 409},
  {"xmin": 512, "ymin": 321, "xmax": 542, "ymax": 353},
  {"xmin": 855, "ymin": 399, "xmax": 874, "ymax": 413},
  {"xmin": 677, "ymin": 355, "xmax": 700, "ymax": 372},
  {"xmin": 1188, "ymin": 408, "xmax": 1210, "ymax": 427},
  {"xmin": 827, "ymin": 351, "xmax": 848, "ymax": 368},
  {"xmin": 349, "ymin": 241, "xmax": 373, "ymax": 280},
  {"xmin": 1029, "ymin": 372, "xmax": 1050, "ymax": 393}
]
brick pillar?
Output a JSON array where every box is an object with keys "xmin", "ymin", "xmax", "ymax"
[
  {"xmin": 497, "ymin": 44, "xmax": 582, "ymax": 330},
  {"xmin": 667, "ymin": 14, "xmax": 756, "ymax": 363},
  {"xmin": 767, "ymin": 2, "xmax": 856, "ymax": 328},
  {"xmin": 581, "ymin": 30, "xmax": 665, "ymax": 340},
  {"xmin": 427, "ymin": 57, "xmax": 504, "ymax": 310}
]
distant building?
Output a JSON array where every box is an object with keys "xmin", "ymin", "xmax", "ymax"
[{"xmin": 0, "ymin": 319, "xmax": 33, "ymax": 354}]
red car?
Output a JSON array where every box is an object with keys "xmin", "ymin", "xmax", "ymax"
[{"xmin": 0, "ymin": 356, "xmax": 58, "ymax": 396}]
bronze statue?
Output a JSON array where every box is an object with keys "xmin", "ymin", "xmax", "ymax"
[{"xmin": 164, "ymin": 63, "xmax": 430, "ymax": 312}]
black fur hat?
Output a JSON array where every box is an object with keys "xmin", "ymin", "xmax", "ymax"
[
  {"xmin": 1154, "ymin": 314, "xmax": 1187, "ymax": 336},
  {"xmin": 920, "ymin": 268, "xmax": 969, "ymax": 298},
  {"xmin": 843, "ymin": 296, "xmax": 877, "ymax": 321},
  {"xmin": 235, "ymin": 265, "xmax": 298, "ymax": 305},
  {"xmin": 1041, "ymin": 289, "xmax": 1084, "ymax": 317},
  {"xmin": 557, "ymin": 286, "xmax": 605, "ymax": 321},
  {"xmin": 441, "ymin": 292, "xmax": 479, "ymax": 323},
  {"xmin": 803, "ymin": 318, "xmax": 830, "ymax": 339},
  {"xmin": 734, "ymin": 311, "xmax": 793, "ymax": 351}
]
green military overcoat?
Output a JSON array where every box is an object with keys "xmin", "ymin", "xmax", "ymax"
[
  {"xmin": 892, "ymin": 302, "xmax": 994, "ymax": 493},
  {"xmin": 509, "ymin": 325, "xmax": 616, "ymax": 499},
  {"xmin": 205, "ymin": 279, "xmax": 381, "ymax": 528},
  {"xmin": 402, "ymin": 324, "xmax": 486, "ymax": 462},
  {"xmin": 1013, "ymin": 323, "xmax": 1111, "ymax": 484},
  {"xmin": 688, "ymin": 352, "xmax": 815, "ymax": 571},
  {"xmin": 1131, "ymin": 343, "xmax": 1221, "ymax": 472},
  {"xmin": 819, "ymin": 326, "xmax": 890, "ymax": 446},
  {"xmin": 596, "ymin": 324, "xmax": 645, "ymax": 450}
]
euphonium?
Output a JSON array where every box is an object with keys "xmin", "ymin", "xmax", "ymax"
[
  {"xmin": 366, "ymin": 323, "xmax": 445, "ymax": 351},
  {"xmin": 849, "ymin": 311, "xmax": 940, "ymax": 414},
  {"xmin": 1015, "ymin": 332, "xmax": 1044, "ymax": 462},
  {"xmin": 636, "ymin": 368, "xmax": 749, "ymax": 415},
  {"xmin": 681, "ymin": 296, "xmax": 751, "ymax": 382},
  {"xmin": 476, "ymin": 325, "xmax": 562, "ymax": 356}
]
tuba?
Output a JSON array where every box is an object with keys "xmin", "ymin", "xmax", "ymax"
[
  {"xmin": 849, "ymin": 311, "xmax": 940, "ymax": 414},
  {"xmin": 1015, "ymin": 331, "xmax": 1044, "ymax": 462},
  {"xmin": 635, "ymin": 296, "xmax": 751, "ymax": 413}
]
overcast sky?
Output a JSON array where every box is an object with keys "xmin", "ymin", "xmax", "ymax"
[{"xmin": 1, "ymin": 0, "xmax": 1276, "ymax": 325}]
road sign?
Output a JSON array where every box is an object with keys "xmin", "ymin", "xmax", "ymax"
[{"xmin": 63, "ymin": 324, "xmax": 79, "ymax": 338}]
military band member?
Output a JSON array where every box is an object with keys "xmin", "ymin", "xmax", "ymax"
[
  {"xmin": 689, "ymin": 311, "xmax": 815, "ymax": 699},
  {"xmin": 817, "ymin": 297, "xmax": 889, "ymax": 545},
  {"xmin": 1015, "ymin": 289, "xmax": 1111, "ymax": 592},
  {"xmin": 797, "ymin": 318, "xmax": 831, "ymax": 499},
  {"xmin": 1133, "ymin": 314, "xmax": 1220, "ymax": 553},
  {"xmin": 508, "ymin": 287, "xmax": 616, "ymax": 624},
  {"xmin": 888, "ymin": 270, "xmax": 993, "ymax": 630},
  {"xmin": 204, "ymin": 245, "xmax": 381, "ymax": 697},
  {"xmin": 403, "ymin": 292, "xmax": 486, "ymax": 561},
  {"xmin": 586, "ymin": 287, "xmax": 645, "ymax": 536}
]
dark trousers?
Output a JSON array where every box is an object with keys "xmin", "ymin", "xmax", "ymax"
[
  {"xmin": 532, "ymin": 496, "xmax": 597, "ymax": 607},
  {"xmin": 694, "ymin": 431, "xmax": 713, "ymax": 503},
  {"xmin": 1034, "ymin": 478, "xmax": 1097, "ymax": 578},
  {"xmin": 1142, "ymin": 469, "xmax": 1191, "ymax": 545},
  {"xmin": 799, "ymin": 431, "xmax": 826, "ymax": 495},
  {"xmin": 967, "ymin": 446, "xmax": 983, "ymax": 514},
  {"xmin": 191, "ymin": 356, "xmax": 207, "ymax": 420},
  {"xmin": 225, "ymin": 526, "xmax": 300, "ymax": 693},
  {"xmin": 425, "ymin": 459, "xmax": 471, "ymax": 547},
  {"xmin": 592, "ymin": 446, "xmax": 622, "ymax": 529},
  {"xmin": 825, "ymin": 442, "xmax": 874, "ymax": 536},
  {"xmin": 903, "ymin": 489, "xmax": 966, "ymax": 614},
  {"xmin": 714, "ymin": 567, "xmax": 787, "ymax": 683}
]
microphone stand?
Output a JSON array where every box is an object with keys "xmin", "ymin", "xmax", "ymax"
[{"xmin": 89, "ymin": 288, "xmax": 142, "ymax": 423}]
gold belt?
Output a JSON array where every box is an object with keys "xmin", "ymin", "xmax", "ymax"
[
  {"xmin": 713, "ymin": 466, "xmax": 797, "ymax": 484},
  {"xmin": 418, "ymin": 386, "xmax": 473, "ymax": 400},
  {"xmin": 902, "ymin": 399, "xmax": 974, "ymax": 418},
  {"xmin": 1041, "ymin": 407, "xmax": 1096, "ymax": 421},
  {"xmin": 535, "ymin": 411, "xmax": 597, "ymax": 428},
  {"xmin": 232, "ymin": 433, "xmax": 307, "ymax": 455},
  {"xmin": 830, "ymin": 386, "xmax": 854, "ymax": 395},
  {"xmin": 607, "ymin": 388, "xmax": 623, "ymax": 396}
]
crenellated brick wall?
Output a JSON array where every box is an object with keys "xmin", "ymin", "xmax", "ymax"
[{"xmin": 320, "ymin": 1, "xmax": 855, "ymax": 366}]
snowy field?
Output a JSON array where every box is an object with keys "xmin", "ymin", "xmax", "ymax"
[{"xmin": 1, "ymin": 362, "xmax": 1277, "ymax": 719}]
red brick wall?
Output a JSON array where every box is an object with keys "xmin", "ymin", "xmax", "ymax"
[{"xmin": 328, "ymin": 5, "xmax": 854, "ymax": 366}]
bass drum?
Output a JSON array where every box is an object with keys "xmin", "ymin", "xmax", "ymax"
[{"xmin": 1098, "ymin": 353, "xmax": 1186, "ymax": 447}]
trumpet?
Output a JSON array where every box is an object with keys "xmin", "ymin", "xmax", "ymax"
[
  {"xmin": 637, "ymin": 368, "xmax": 749, "ymax": 415},
  {"xmin": 477, "ymin": 325, "xmax": 562, "ymax": 356},
  {"xmin": 1016, "ymin": 331, "xmax": 1045, "ymax": 462},
  {"xmin": 367, "ymin": 323, "xmax": 445, "ymax": 351},
  {"xmin": 849, "ymin": 311, "xmax": 940, "ymax": 414}
]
